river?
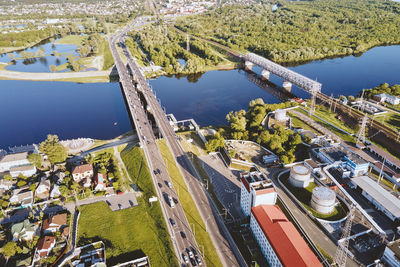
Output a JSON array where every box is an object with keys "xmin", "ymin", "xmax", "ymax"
[{"xmin": 1, "ymin": 44, "xmax": 400, "ymax": 149}]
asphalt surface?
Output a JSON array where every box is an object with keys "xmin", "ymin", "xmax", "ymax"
[{"xmin": 109, "ymin": 17, "xmax": 212, "ymax": 266}]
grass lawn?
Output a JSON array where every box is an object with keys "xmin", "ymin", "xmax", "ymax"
[
  {"xmin": 100, "ymin": 38, "xmax": 114, "ymax": 70},
  {"xmin": 157, "ymin": 140, "xmax": 222, "ymax": 267},
  {"xmin": 77, "ymin": 200, "xmax": 177, "ymax": 266},
  {"xmin": 77, "ymin": 145, "xmax": 177, "ymax": 266},
  {"xmin": 279, "ymin": 172, "xmax": 347, "ymax": 221},
  {"xmin": 55, "ymin": 35, "xmax": 87, "ymax": 46},
  {"xmin": 230, "ymin": 162, "xmax": 253, "ymax": 172},
  {"xmin": 374, "ymin": 112, "xmax": 400, "ymax": 132}
]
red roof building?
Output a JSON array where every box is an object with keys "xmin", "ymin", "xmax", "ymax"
[
  {"xmin": 250, "ymin": 205, "xmax": 322, "ymax": 267},
  {"xmin": 36, "ymin": 235, "xmax": 56, "ymax": 258}
]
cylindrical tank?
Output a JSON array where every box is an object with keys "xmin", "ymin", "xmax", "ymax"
[
  {"xmin": 311, "ymin": 187, "xmax": 336, "ymax": 214},
  {"xmin": 275, "ymin": 109, "xmax": 287, "ymax": 122},
  {"xmin": 289, "ymin": 164, "xmax": 311, "ymax": 188}
]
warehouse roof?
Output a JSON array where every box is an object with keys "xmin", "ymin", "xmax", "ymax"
[{"xmin": 352, "ymin": 176, "xmax": 400, "ymax": 218}]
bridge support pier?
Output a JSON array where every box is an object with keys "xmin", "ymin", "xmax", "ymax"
[
  {"xmin": 261, "ymin": 69, "xmax": 270, "ymax": 80},
  {"xmin": 282, "ymin": 81, "xmax": 292, "ymax": 92},
  {"xmin": 244, "ymin": 61, "xmax": 254, "ymax": 70}
]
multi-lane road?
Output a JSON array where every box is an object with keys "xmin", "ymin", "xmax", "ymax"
[
  {"xmin": 110, "ymin": 17, "xmax": 242, "ymax": 266},
  {"xmin": 109, "ymin": 18, "xmax": 205, "ymax": 267}
]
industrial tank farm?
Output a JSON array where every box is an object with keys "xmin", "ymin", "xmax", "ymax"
[
  {"xmin": 289, "ymin": 164, "xmax": 312, "ymax": 188},
  {"xmin": 311, "ymin": 186, "xmax": 337, "ymax": 214}
]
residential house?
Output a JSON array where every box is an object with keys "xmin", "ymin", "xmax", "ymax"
[
  {"xmin": 0, "ymin": 178, "xmax": 15, "ymax": 190},
  {"xmin": 35, "ymin": 179, "xmax": 51, "ymax": 199},
  {"xmin": 72, "ymin": 164, "xmax": 93, "ymax": 182},
  {"xmin": 94, "ymin": 173, "xmax": 106, "ymax": 191},
  {"xmin": 10, "ymin": 164, "xmax": 36, "ymax": 178},
  {"xmin": 50, "ymin": 184, "xmax": 61, "ymax": 198},
  {"xmin": 42, "ymin": 213, "xmax": 67, "ymax": 234},
  {"xmin": 0, "ymin": 152, "xmax": 30, "ymax": 172},
  {"xmin": 36, "ymin": 235, "xmax": 56, "ymax": 258},
  {"xmin": 11, "ymin": 219, "xmax": 39, "ymax": 242},
  {"xmin": 52, "ymin": 171, "xmax": 65, "ymax": 185},
  {"xmin": 10, "ymin": 186, "xmax": 33, "ymax": 207}
]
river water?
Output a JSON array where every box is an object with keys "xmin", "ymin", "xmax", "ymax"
[{"xmin": 1, "ymin": 44, "xmax": 400, "ymax": 149}]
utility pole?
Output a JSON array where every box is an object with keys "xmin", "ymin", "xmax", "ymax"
[{"xmin": 377, "ymin": 158, "xmax": 386, "ymax": 185}]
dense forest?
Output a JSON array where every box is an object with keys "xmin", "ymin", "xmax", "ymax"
[
  {"xmin": 175, "ymin": 0, "xmax": 400, "ymax": 63},
  {"xmin": 126, "ymin": 24, "xmax": 223, "ymax": 74},
  {"xmin": 206, "ymin": 99, "xmax": 302, "ymax": 164}
]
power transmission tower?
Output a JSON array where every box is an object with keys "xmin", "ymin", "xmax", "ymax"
[
  {"xmin": 334, "ymin": 206, "xmax": 355, "ymax": 267},
  {"xmin": 329, "ymin": 93, "xmax": 334, "ymax": 112},
  {"xmin": 356, "ymin": 115, "xmax": 368, "ymax": 145},
  {"xmin": 186, "ymin": 34, "xmax": 190, "ymax": 52}
]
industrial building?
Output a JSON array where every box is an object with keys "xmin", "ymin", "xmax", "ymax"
[
  {"xmin": 310, "ymin": 187, "xmax": 337, "ymax": 214},
  {"xmin": 240, "ymin": 171, "xmax": 277, "ymax": 217},
  {"xmin": 313, "ymin": 144, "xmax": 369, "ymax": 177},
  {"xmin": 382, "ymin": 239, "xmax": 400, "ymax": 266},
  {"xmin": 351, "ymin": 176, "xmax": 400, "ymax": 223},
  {"xmin": 250, "ymin": 205, "xmax": 322, "ymax": 267},
  {"xmin": 289, "ymin": 164, "xmax": 313, "ymax": 188}
]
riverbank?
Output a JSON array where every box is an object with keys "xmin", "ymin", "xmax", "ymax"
[{"xmin": 0, "ymin": 69, "xmax": 117, "ymax": 83}]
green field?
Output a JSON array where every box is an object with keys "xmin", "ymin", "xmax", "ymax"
[
  {"xmin": 78, "ymin": 145, "xmax": 177, "ymax": 267},
  {"xmin": 55, "ymin": 35, "xmax": 87, "ymax": 46},
  {"xmin": 157, "ymin": 140, "xmax": 222, "ymax": 267}
]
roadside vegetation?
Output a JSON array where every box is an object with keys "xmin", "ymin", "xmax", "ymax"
[
  {"xmin": 206, "ymin": 99, "xmax": 302, "ymax": 164},
  {"xmin": 157, "ymin": 140, "xmax": 222, "ymax": 267},
  {"xmin": 176, "ymin": 0, "xmax": 400, "ymax": 64}
]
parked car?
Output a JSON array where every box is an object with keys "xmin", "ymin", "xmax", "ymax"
[{"xmin": 182, "ymin": 253, "xmax": 189, "ymax": 263}]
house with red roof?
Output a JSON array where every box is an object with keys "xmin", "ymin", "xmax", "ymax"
[
  {"xmin": 250, "ymin": 205, "xmax": 322, "ymax": 267},
  {"xmin": 240, "ymin": 171, "xmax": 277, "ymax": 216},
  {"xmin": 42, "ymin": 213, "xmax": 67, "ymax": 234},
  {"xmin": 36, "ymin": 235, "xmax": 56, "ymax": 258},
  {"xmin": 71, "ymin": 163, "xmax": 93, "ymax": 182}
]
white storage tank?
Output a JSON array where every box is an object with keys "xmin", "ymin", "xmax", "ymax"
[
  {"xmin": 275, "ymin": 109, "xmax": 287, "ymax": 122},
  {"xmin": 311, "ymin": 186, "xmax": 336, "ymax": 214},
  {"xmin": 289, "ymin": 164, "xmax": 312, "ymax": 188}
]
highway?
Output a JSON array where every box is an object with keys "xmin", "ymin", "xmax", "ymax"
[
  {"xmin": 110, "ymin": 17, "xmax": 241, "ymax": 266},
  {"xmin": 109, "ymin": 18, "xmax": 205, "ymax": 267}
]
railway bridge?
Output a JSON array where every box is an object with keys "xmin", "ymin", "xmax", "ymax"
[{"xmin": 244, "ymin": 52, "xmax": 322, "ymax": 94}]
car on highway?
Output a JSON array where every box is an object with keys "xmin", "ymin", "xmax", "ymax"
[
  {"xmin": 169, "ymin": 218, "xmax": 176, "ymax": 227},
  {"xmin": 190, "ymin": 246, "xmax": 197, "ymax": 256},
  {"xmin": 168, "ymin": 195, "xmax": 175, "ymax": 208},
  {"xmin": 188, "ymin": 250, "xmax": 194, "ymax": 259},
  {"xmin": 182, "ymin": 253, "xmax": 189, "ymax": 263},
  {"xmin": 166, "ymin": 181, "xmax": 172, "ymax": 188},
  {"xmin": 190, "ymin": 257, "xmax": 197, "ymax": 266},
  {"xmin": 180, "ymin": 231, "xmax": 186, "ymax": 238}
]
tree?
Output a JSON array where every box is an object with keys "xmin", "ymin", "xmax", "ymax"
[
  {"xmin": 3, "ymin": 174, "xmax": 12, "ymax": 181},
  {"xmin": 1, "ymin": 241, "xmax": 18, "ymax": 258},
  {"xmin": 28, "ymin": 153, "xmax": 42, "ymax": 168},
  {"xmin": 39, "ymin": 134, "xmax": 68, "ymax": 165},
  {"xmin": 49, "ymin": 64, "xmax": 57, "ymax": 72}
]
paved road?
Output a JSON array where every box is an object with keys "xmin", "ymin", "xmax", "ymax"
[
  {"xmin": 110, "ymin": 16, "xmax": 243, "ymax": 266},
  {"xmin": 110, "ymin": 17, "xmax": 208, "ymax": 267},
  {"xmin": 0, "ymin": 69, "xmax": 117, "ymax": 81},
  {"xmin": 199, "ymin": 154, "xmax": 244, "ymax": 220}
]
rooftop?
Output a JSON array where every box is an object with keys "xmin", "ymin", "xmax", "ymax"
[
  {"xmin": 366, "ymin": 144, "xmax": 400, "ymax": 171},
  {"xmin": 241, "ymin": 172, "xmax": 275, "ymax": 193},
  {"xmin": 352, "ymin": 176, "xmax": 400, "ymax": 218},
  {"xmin": 251, "ymin": 205, "xmax": 322, "ymax": 267},
  {"xmin": 10, "ymin": 164, "xmax": 35, "ymax": 172},
  {"xmin": 0, "ymin": 152, "xmax": 29, "ymax": 163},
  {"xmin": 72, "ymin": 163, "xmax": 93, "ymax": 174}
]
